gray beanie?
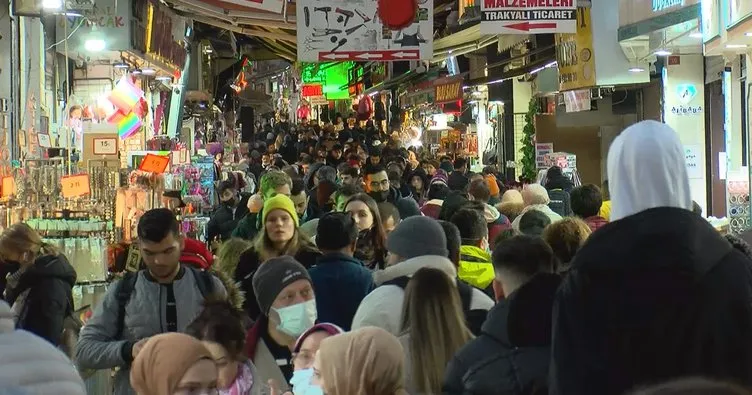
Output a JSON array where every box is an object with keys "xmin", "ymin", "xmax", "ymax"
[
  {"xmin": 386, "ymin": 216, "xmax": 449, "ymax": 259},
  {"xmin": 252, "ymin": 256, "xmax": 312, "ymax": 315}
]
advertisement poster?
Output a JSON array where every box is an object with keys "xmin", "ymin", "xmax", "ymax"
[
  {"xmin": 555, "ymin": 8, "xmax": 596, "ymax": 91},
  {"xmin": 296, "ymin": 0, "xmax": 433, "ymax": 61}
]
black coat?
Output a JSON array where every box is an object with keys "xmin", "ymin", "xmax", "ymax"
[
  {"xmin": 550, "ymin": 207, "xmax": 752, "ymax": 395},
  {"xmin": 5, "ymin": 254, "xmax": 76, "ymax": 345},
  {"xmin": 443, "ymin": 273, "xmax": 561, "ymax": 395},
  {"xmin": 207, "ymin": 198, "xmax": 250, "ymax": 242},
  {"xmin": 234, "ymin": 246, "xmax": 321, "ymax": 320}
]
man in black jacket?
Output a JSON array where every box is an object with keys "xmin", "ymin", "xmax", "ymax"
[
  {"xmin": 550, "ymin": 120, "xmax": 752, "ymax": 395},
  {"xmin": 443, "ymin": 235, "xmax": 560, "ymax": 395},
  {"xmin": 364, "ymin": 165, "xmax": 420, "ymax": 219},
  {"xmin": 207, "ymin": 181, "xmax": 249, "ymax": 244}
]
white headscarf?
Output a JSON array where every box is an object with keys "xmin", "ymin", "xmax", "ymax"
[{"xmin": 607, "ymin": 120, "xmax": 693, "ymax": 221}]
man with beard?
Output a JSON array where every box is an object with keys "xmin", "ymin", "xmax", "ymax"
[
  {"xmin": 207, "ymin": 181, "xmax": 250, "ymax": 244},
  {"xmin": 364, "ymin": 165, "xmax": 419, "ymax": 219}
]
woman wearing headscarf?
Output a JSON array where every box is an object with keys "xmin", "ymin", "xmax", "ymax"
[
  {"xmin": 510, "ymin": 184, "xmax": 562, "ymax": 231},
  {"xmin": 315, "ymin": 327, "xmax": 408, "ymax": 395},
  {"xmin": 130, "ymin": 333, "xmax": 218, "ymax": 395},
  {"xmin": 550, "ymin": 121, "xmax": 752, "ymax": 395}
]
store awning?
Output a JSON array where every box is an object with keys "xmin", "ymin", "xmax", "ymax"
[{"xmin": 432, "ymin": 24, "xmax": 530, "ymax": 63}]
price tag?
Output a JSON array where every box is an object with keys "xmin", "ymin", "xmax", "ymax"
[
  {"xmin": 138, "ymin": 153, "xmax": 170, "ymax": 174},
  {"xmin": 37, "ymin": 133, "xmax": 51, "ymax": 148},
  {"xmin": 93, "ymin": 137, "xmax": 118, "ymax": 155},
  {"xmin": 1, "ymin": 176, "xmax": 15, "ymax": 197},
  {"xmin": 61, "ymin": 174, "xmax": 91, "ymax": 198}
]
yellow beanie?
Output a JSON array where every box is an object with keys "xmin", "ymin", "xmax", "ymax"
[{"xmin": 262, "ymin": 194, "xmax": 299, "ymax": 228}]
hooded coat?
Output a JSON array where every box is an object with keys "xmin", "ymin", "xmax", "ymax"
[
  {"xmin": 443, "ymin": 273, "xmax": 561, "ymax": 395},
  {"xmin": 550, "ymin": 121, "xmax": 752, "ymax": 395},
  {"xmin": 4, "ymin": 254, "xmax": 76, "ymax": 345}
]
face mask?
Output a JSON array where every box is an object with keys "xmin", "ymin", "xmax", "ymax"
[
  {"xmin": 223, "ymin": 198, "xmax": 237, "ymax": 207},
  {"xmin": 290, "ymin": 368, "xmax": 325, "ymax": 395},
  {"xmin": 272, "ymin": 299, "xmax": 317, "ymax": 338},
  {"xmin": 367, "ymin": 189, "xmax": 389, "ymax": 203}
]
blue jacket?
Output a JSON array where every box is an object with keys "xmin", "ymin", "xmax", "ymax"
[{"xmin": 309, "ymin": 252, "xmax": 375, "ymax": 330}]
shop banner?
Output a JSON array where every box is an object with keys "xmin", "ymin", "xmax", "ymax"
[
  {"xmin": 296, "ymin": 0, "xmax": 433, "ymax": 62},
  {"xmin": 726, "ymin": 0, "xmax": 752, "ymax": 27},
  {"xmin": 619, "ymin": 0, "xmax": 699, "ymax": 27},
  {"xmin": 434, "ymin": 78, "xmax": 464, "ymax": 104},
  {"xmin": 555, "ymin": 8, "xmax": 596, "ymax": 91},
  {"xmin": 701, "ymin": 0, "xmax": 720, "ymax": 41},
  {"xmin": 301, "ymin": 84, "xmax": 324, "ymax": 97},
  {"xmin": 55, "ymin": 0, "xmax": 130, "ymax": 56},
  {"xmin": 480, "ymin": 0, "xmax": 577, "ymax": 34}
]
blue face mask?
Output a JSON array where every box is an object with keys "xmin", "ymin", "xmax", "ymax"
[{"xmin": 290, "ymin": 368, "xmax": 324, "ymax": 395}]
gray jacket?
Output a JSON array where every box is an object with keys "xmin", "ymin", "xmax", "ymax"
[{"xmin": 75, "ymin": 267, "xmax": 226, "ymax": 395}]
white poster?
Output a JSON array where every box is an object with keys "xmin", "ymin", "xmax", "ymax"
[
  {"xmin": 684, "ymin": 145, "xmax": 703, "ymax": 179},
  {"xmin": 480, "ymin": 0, "xmax": 577, "ymax": 34},
  {"xmin": 296, "ymin": 0, "xmax": 433, "ymax": 62}
]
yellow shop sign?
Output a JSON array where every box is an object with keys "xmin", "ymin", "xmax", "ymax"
[{"xmin": 555, "ymin": 8, "xmax": 596, "ymax": 91}]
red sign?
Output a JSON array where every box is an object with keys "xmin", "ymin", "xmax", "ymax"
[
  {"xmin": 301, "ymin": 84, "xmax": 324, "ymax": 97},
  {"xmin": 503, "ymin": 21, "xmax": 558, "ymax": 31},
  {"xmin": 318, "ymin": 50, "xmax": 420, "ymax": 62},
  {"xmin": 138, "ymin": 153, "xmax": 170, "ymax": 174},
  {"xmin": 435, "ymin": 79, "xmax": 463, "ymax": 104}
]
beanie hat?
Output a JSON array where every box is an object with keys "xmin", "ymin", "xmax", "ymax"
[
  {"xmin": 316, "ymin": 212, "xmax": 358, "ymax": 250},
  {"xmin": 485, "ymin": 174, "xmax": 501, "ymax": 196},
  {"xmin": 519, "ymin": 209, "xmax": 552, "ymax": 237},
  {"xmin": 262, "ymin": 194, "xmax": 299, "ymax": 228},
  {"xmin": 387, "ymin": 216, "xmax": 448, "ymax": 259},
  {"xmin": 430, "ymin": 170, "xmax": 449, "ymax": 186},
  {"xmin": 252, "ymin": 256, "xmax": 312, "ymax": 315},
  {"xmin": 180, "ymin": 239, "xmax": 213, "ymax": 270},
  {"xmin": 439, "ymin": 160, "xmax": 454, "ymax": 174}
]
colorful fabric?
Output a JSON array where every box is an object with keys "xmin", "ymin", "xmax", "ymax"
[{"xmin": 222, "ymin": 362, "xmax": 254, "ymax": 395}]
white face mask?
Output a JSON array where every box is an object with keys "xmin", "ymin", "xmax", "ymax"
[
  {"xmin": 272, "ymin": 299, "xmax": 317, "ymax": 338},
  {"xmin": 290, "ymin": 368, "xmax": 324, "ymax": 395}
]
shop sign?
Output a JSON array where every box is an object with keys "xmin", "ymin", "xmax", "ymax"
[
  {"xmin": 726, "ymin": 0, "xmax": 752, "ymax": 27},
  {"xmin": 480, "ymin": 0, "xmax": 577, "ymax": 34},
  {"xmin": 701, "ymin": 0, "xmax": 720, "ymax": 41},
  {"xmin": 555, "ymin": 8, "xmax": 596, "ymax": 91},
  {"xmin": 138, "ymin": 153, "xmax": 170, "ymax": 174},
  {"xmin": 404, "ymin": 91, "xmax": 433, "ymax": 107},
  {"xmin": 670, "ymin": 83, "xmax": 703, "ymax": 116},
  {"xmin": 435, "ymin": 79, "xmax": 463, "ymax": 104},
  {"xmin": 653, "ymin": 0, "xmax": 684, "ymax": 12},
  {"xmin": 296, "ymin": 0, "xmax": 433, "ymax": 61},
  {"xmin": 146, "ymin": 4, "xmax": 187, "ymax": 69},
  {"xmin": 301, "ymin": 84, "xmax": 324, "ymax": 97},
  {"xmin": 309, "ymin": 96, "xmax": 329, "ymax": 106},
  {"xmin": 56, "ymin": 0, "xmax": 130, "ymax": 55},
  {"xmin": 370, "ymin": 63, "xmax": 387, "ymax": 86}
]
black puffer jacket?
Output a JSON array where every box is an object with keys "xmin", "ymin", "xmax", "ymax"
[
  {"xmin": 5, "ymin": 254, "xmax": 76, "ymax": 345},
  {"xmin": 443, "ymin": 273, "xmax": 561, "ymax": 395},
  {"xmin": 550, "ymin": 207, "xmax": 752, "ymax": 395}
]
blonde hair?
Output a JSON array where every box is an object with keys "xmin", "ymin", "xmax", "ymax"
[
  {"xmin": 0, "ymin": 223, "xmax": 57, "ymax": 257},
  {"xmin": 400, "ymin": 268, "xmax": 473, "ymax": 394},
  {"xmin": 215, "ymin": 238, "xmax": 253, "ymax": 278},
  {"xmin": 252, "ymin": 217, "xmax": 317, "ymax": 262},
  {"xmin": 542, "ymin": 217, "xmax": 591, "ymax": 270}
]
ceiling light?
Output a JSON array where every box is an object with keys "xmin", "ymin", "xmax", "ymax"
[
  {"xmin": 204, "ymin": 47, "xmax": 213, "ymax": 54},
  {"xmin": 84, "ymin": 38, "xmax": 106, "ymax": 52},
  {"xmin": 113, "ymin": 62, "xmax": 129, "ymax": 69},
  {"xmin": 746, "ymin": 32, "xmax": 752, "ymax": 37},
  {"xmin": 141, "ymin": 68, "xmax": 156, "ymax": 75},
  {"xmin": 628, "ymin": 67, "xmax": 646, "ymax": 73},
  {"xmin": 689, "ymin": 32, "xmax": 703, "ymax": 38},
  {"xmin": 42, "ymin": 0, "xmax": 62, "ymax": 9},
  {"xmin": 654, "ymin": 49, "xmax": 672, "ymax": 56},
  {"xmin": 132, "ymin": 69, "xmax": 142, "ymax": 75},
  {"xmin": 727, "ymin": 44, "xmax": 748, "ymax": 48},
  {"xmin": 156, "ymin": 76, "xmax": 172, "ymax": 82}
]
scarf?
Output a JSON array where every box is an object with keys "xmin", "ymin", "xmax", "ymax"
[
  {"xmin": 354, "ymin": 229, "xmax": 385, "ymax": 270},
  {"xmin": 221, "ymin": 362, "xmax": 254, "ymax": 395}
]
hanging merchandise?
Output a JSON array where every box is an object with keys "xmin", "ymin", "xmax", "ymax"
[
  {"xmin": 357, "ymin": 94, "xmax": 373, "ymax": 120},
  {"xmin": 107, "ymin": 76, "xmax": 145, "ymax": 140}
]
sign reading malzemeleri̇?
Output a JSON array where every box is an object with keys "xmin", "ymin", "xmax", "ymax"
[{"xmin": 480, "ymin": 0, "xmax": 577, "ymax": 34}]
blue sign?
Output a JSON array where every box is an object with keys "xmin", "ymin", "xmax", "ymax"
[{"xmin": 653, "ymin": 0, "xmax": 685, "ymax": 12}]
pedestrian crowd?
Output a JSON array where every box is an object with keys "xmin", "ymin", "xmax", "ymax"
[{"xmin": 1, "ymin": 119, "xmax": 752, "ymax": 395}]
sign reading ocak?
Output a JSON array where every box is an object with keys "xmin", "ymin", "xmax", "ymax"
[{"xmin": 481, "ymin": 0, "xmax": 576, "ymax": 34}]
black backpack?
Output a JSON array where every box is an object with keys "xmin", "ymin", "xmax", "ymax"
[
  {"xmin": 114, "ymin": 266, "xmax": 215, "ymax": 339},
  {"xmin": 382, "ymin": 276, "xmax": 488, "ymax": 336},
  {"xmin": 547, "ymin": 189, "xmax": 572, "ymax": 217}
]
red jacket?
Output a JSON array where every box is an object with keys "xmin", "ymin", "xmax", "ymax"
[{"xmin": 585, "ymin": 216, "xmax": 609, "ymax": 233}]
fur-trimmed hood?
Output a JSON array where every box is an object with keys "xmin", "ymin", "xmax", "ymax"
[{"xmin": 210, "ymin": 268, "xmax": 245, "ymax": 311}]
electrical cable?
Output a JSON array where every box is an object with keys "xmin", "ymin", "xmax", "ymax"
[{"xmin": 46, "ymin": 17, "xmax": 86, "ymax": 51}]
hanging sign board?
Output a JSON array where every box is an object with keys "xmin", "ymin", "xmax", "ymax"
[
  {"xmin": 296, "ymin": 0, "xmax": 434, "ymax": 61},
  {"xmin": 138, "ymin": 153, "xmax": 171, "ymax": 174},
  {"xmin": 302, "ymin": 84, "xmax": 324, "ymax": 97},
  {"xmin": 480, "ymin": 0, "xmax": 577, "ymax": 34},
  {"xmin": 61, "ymin": 174, "xmax": 91, "ymax": 198},
  {"xmin": 434, "ymin": 79, "xmax": 464, "ymax": 104},
  {"xmin": 555, "ymin": 8, "xmax": 596, "ymax": 91}
]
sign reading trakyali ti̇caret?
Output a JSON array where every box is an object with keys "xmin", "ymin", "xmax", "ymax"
[
  {"xmin": 296, "ymin": 0, "xmax": 433, "ymax": 62},
  {"xmin": 480, "ymin": 0, "xmax": 577, "ymax": 34}
]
